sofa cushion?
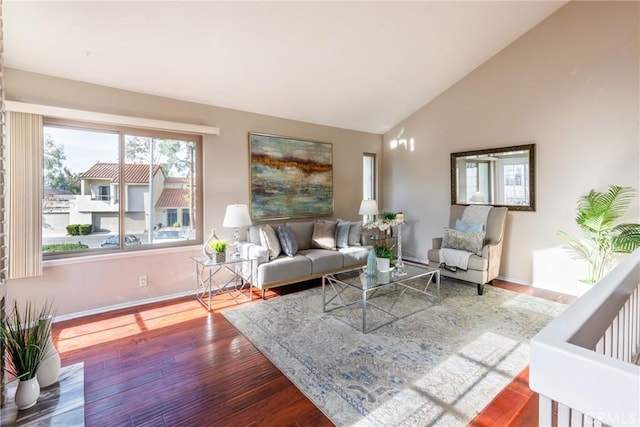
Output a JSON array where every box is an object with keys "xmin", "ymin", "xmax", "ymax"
[
  {"xmin": 258, "ymin": 255, "xmax": 312, "ymax": 285},
  {"xmin": 348, "ymin": 221, "xmax": 363, "ymax": 246},
  {"xmin": 286, "ymin": 221, "xmax": 315, "ymax": 250},
  {"xmin": 259, "ymin": 225, "xmax": 281, "ymax": 260},
  {"xmin": 336, "ymin": 221, "xmax": 351, "ymax": 248},
  {"xmin": 340, "ymin": 246, "xmax": 370, "ymax": 267},
  {"xmin": 299, "ymin": 249, "xmax": 343, "ymax": 274},
  {"xmin": 277, "ymin": 225, "xmax": 298, "ymax": 257},
  {"xmin": 311, "ymin": 221, "xmax": 337, "ymax": 250},
  {"xmin": 442, "ymin": 227, "xmax": 485, "ymax": 257}
]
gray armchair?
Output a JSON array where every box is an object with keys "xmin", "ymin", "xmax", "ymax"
[{"xmin": 427, "ymin": 205, "xmax": 508, "ymax": 295}]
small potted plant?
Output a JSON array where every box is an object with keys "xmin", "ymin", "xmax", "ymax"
[
  {"xmin": 210, "ymin": 239, "xmax": 227, "ymax": 263},
  {"xmin": 374, "ymin": 242, "xmax": 394, "ymax": 272},
  {"xmin": 0, "ymin": 300, "xmax": 55, "ymax": 410}
]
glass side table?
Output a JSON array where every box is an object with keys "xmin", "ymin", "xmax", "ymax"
[{"xmin": 191, "ymin": 255, "xmax": 256, "ymax": 311}]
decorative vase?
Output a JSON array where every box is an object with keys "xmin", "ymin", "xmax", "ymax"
[
  {"xmin": 36, "ymin": 336, "xmax": 61, "ymax": 388},
  {"xmin": 366, "ymin": 249, "xmax": 377, "ymax": 277},
  {"xmin": 14, "ymin": 377, "xmax": 40, "ymax": 410},
  {"xmin": 203, "ymin": 228, "xmax": 219, "ymax": 259},
  {"xmin": 377, "ymin": 257, "xmax": 390, "ymax": 272},
  {"xmin": 215, "ymin": 251, "xmax": 226, "ymax": 264}
]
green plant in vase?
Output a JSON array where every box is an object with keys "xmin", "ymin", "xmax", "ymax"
[
  {"xmin": 0, "ymin": 300, "xmax": 55, "ymax": 409},
  {"xmin": 374, "ymin": 243, "xmax": 394, "ymax": 260},
  {"xmin": 210, "ymin": 239, "xmax": 227, "ymax": 263},
  {"xmin": 558, "ymin": 185, "xmax": 640, "ymax": 284}
]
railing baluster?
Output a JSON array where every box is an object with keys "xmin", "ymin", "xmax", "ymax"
[
  {"xmin": 631, "ymin": 289, "xmax": 640, "ymax": 356},
  {"xmin": 558, "ymin": 402, "xmax": 571, "ymax": 425},
  {"xmin": 596, "ymin": 335, "xmax": 604, "ymax": 354},
  {"xmin": 620, "ymin": 308, "xmax": 625, "ymax": 361},
  {"xmin": 539, "ymin": 395, "xmax": 554, "ymax": 426},
  {"xmin": 624, "ymin": 300, "xmax": 631, "ymax": 362},
  {"xmin": 612, "ymin": 315, "xmax": 619, "ymax": 359},
  {"xmin": 570, "ymin": 407, "xmax": 584, "ymax": 426}
]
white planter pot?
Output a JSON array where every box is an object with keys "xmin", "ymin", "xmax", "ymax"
[
  {"xmin": 377, "ymin": 257, "xmax": 390, "ymax": 272},
  {"xmin": 14, "ymin": 377, "xmax": 40, "ymax": 410},
  {"xmin": 36, "ymin": 338, "xmax": 61, "ymax": 388}
]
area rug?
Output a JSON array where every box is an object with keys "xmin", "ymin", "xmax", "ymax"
[{"xmin": 223, "ymin": 280, "xmax": 566, "ymax": 426}]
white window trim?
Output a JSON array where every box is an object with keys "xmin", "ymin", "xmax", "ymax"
[
  {"xmin": 42, "ymin": 244, "xmax": 201, "ymax": 268},
  {"xmin": 5, "ymin": 101, "xmax": 220, "ymax": 135}
]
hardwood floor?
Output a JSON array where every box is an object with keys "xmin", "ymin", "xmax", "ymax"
[
  {"xmin": 51, "ymin": 278, "xmax": 575, "ymax": 426},
  {"xmin": 469, "ymin": 279, "xmax": 576, "ymax": 427}
]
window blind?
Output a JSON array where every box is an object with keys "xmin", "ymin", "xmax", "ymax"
[{"xmin": 7, "ymin": 111, "xmax": 43, "ymax": 279}]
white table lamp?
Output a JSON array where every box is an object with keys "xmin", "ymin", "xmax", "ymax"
[
  {"xmin": 222, "ymin": 204, "xmax": 252, "ymax": 258},
  {"xmin": 359, "ymin": 199, "xmax": 379, "ymax": 218}
]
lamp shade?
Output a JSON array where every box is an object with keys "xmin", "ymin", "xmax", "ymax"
[
  {"xmin": 358, "ymin": 199, "xmax": 379, "ymax": 216},
  {"xmin": 222, "ymin": 204, "xmax": 252, "ymax": 228}
]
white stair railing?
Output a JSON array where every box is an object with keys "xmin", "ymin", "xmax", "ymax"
[{"xmin": 530, "ymin": 249, "xmax": 640, "ymax": 427}]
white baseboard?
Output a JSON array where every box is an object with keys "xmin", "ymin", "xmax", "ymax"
[
  {"xmin": 403, "ymin": 255, "xmax": 428, "ymax": 265},
  {"xmin": 497, "ymin": 275, "xmax": 532, "ymax": 286},
  {"xmin": 54, "ymin": 290, "xmax": 196, "ymax": 322}
]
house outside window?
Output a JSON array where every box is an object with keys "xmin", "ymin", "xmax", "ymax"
[
  {"xmin": 166, "ymin": 209, "xmax": 178, "ymax": 227},
  {"xmin": 42, "ymin": 121, "xmax": 202, "ymax": 257},
  {"xmin": 98, "ymin": 185, "xmax": 110, "ymax": 201}
]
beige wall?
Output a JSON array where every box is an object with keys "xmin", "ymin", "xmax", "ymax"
[
  {"xmin": 382, "ymin": 1, "xmax": 639, "ymax": 293},
  {"xmin": 5, "ymin": 1, "xmax": 639, "ymax": 316},
  {"xmin": 5, "ymin": 69, "xmax": 382, "ymax": 317}
]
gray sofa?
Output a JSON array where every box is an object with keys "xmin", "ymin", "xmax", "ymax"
[{"xmin": 238, "ymin": 220, "xmax": 371, "ymax": 297}]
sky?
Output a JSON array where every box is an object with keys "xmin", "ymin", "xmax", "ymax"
[{"xmin": 44, "ymin": 125, "xmax": 119, "ymax": 173}]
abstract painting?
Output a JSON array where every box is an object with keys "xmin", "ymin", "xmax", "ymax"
[{"xmin": 249, "ymin": 133, "xmax": 333, "ymax": 220}]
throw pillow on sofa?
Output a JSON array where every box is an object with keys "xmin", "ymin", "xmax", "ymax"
[
  {"xmin": 442, "ymin": 227, "xmax": 485, "ymax": 256},
  {"xmin": 336, "ymin": 221, "xmax": 351, "ymax": 248},
  {"xmin": 455, "ymin": 218, "xmax": 483, "ymax": 233},
  {"xmin": 247, "ymin": 225, "xmax": 262, "ymax": 245},
  {"xmin": 259, "ymin": 225, "xmax": 282, "ymax": 260},
  {"xmin": 312, "ymin": 221, "xmax": 337, "ymax": 250},
  {"xmin": 286, "ymin": 221, "xmax": 314, "ymax": 250},
  {"xmin": 277, "ymin": 225, "xmax": 298, "ymax": 257},
  {"xmin": 348, "ymin": 221, "xmax": 363, "ymax": 246}
]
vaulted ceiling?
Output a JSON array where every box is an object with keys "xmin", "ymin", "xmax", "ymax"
[{"xmin": 4, "ymin": 1, "xmax": 567, "ymax": 133}]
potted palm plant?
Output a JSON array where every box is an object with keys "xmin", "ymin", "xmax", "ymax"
[
  {"xmin": 1, "ymin": 300, "xmax": 55, "ymax": 410},
  {"xmin": 559, "ymin": 185, "xmax": 640, "ymax": 284}
]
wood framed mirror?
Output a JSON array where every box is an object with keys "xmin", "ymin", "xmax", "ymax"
[{"xmin": 450, "ymin": 143, "xmax": 535, "ymax": 211}]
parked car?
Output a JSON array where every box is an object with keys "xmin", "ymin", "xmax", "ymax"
[
  {"xmin": 100, "ymin": 234, "xmax": 142, "ymax": 248},
  {"xmin": 152, "ymin": 227, "xmax": 185, "ymax": 243}
]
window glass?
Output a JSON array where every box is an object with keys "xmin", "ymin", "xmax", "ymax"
[
  {"xmin": 43, "ymin": 123, "xmax": 201, "ymax": 257},
  {"xmin": 499, "ymin": 159, "xmax": 529, "ymax": 206},
  {"xmin": 362, "ymin": 153, "xmax": 376, "ymax": 222},
  {"xmin": 124, "ymin": 135, "xmax": 197, "ymax": 245},
  {"xmin": 363, "ymin": 153, "xmax": 375, "ymax": 201},
  {"xmin": 42, "ymin": 125, "xmax": 119, "ymax": 254}
]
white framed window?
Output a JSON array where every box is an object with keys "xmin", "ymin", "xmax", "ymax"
[
  {"xmin": 42, "ymin": 120, "xmax": 203, "ymax": 258},
  {"xmin": 363, "ymin": 153, "xmax": 376, "ymax": 201}
]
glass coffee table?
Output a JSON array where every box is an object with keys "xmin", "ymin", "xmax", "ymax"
[{"xmin": 322, "ymin": 263, "xmax": 440, "ymax": 333}]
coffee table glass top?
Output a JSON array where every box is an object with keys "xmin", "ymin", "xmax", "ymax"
[{"xmin": 330, "ymin": 264, "xmax": 439, "ymax": 290}]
